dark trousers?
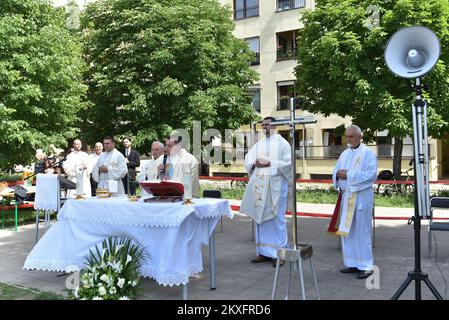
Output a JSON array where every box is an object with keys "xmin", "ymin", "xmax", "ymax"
[
  {"xmin": 90, "ymin": 176, "xmax": 98, "ymax": 196},
  {"xmin": 122, "ymin": 174, "xmax": 137, "ymax": 195}
]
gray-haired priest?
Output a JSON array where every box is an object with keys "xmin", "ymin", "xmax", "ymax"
[{"xmin": 330, "ymin": 125, "xmax": 377, "ymax": 279}]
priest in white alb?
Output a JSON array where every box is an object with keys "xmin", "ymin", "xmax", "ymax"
[
  {"xmin": 137, "ymin": 141, "xmax": 165, "ymax": 199},
  {"xmin": 62, "ymin": 139, "xmax": 92, "ymax": 198},
  {"xmin": 158, "ymin": 134, "xmax": 200, "ymax": 198},
  {"xmin": 240, "ymin": 117, "xmax": 292, "ymax": 266},
  {"xmin": 329, "ymin": 125, "xmax": 377, "ymax": 279},
  {"xmin": 92, "ymin": 136, "xmax": 128, "ymax": 196}
]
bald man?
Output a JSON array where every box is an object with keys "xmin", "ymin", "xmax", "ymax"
[
  {"xmin": 63, "ymin": 139, "xmax": 92, "ymax": 198},
  {"xmin": 137, "ymin": 141, "xmax": 166, "ymax": 198}
]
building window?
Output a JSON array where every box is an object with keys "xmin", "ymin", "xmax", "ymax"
[
  {"xmin": 277, "ymin": 0, "xmax": 306, "ymax": 12},
  {"xmin": 277, "ymin": 81, "xmax": 302, "ymax": 110},
  {"xmin": 376, "ymin": 133, "xmax": 392, "ymax": 157},
  {"xmin": 280, "ymin": 130, "xmax": 303, "ymax": 149},
  {"xmin": 248, "ymin": 86, "xmax": 261, "ymax": 113},
  {"xmin": 245, "ymin": 37, "xmax": 260, "ymax": 65},
  {"xmin": 277, "ymin": 30, "xmax": 298, "ymax": 61},
  {"xmin": 323, "ymin": 129, "xmax": 344, "ymax": 157},
  {"xmin": 234, "ymin": 0, "xmax": 259, "ymax": 20}
]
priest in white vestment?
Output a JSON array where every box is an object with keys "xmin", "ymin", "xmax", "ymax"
[
  {"xmin": 62, "ymin": 139, "xmax": 92, "ymax": 198},
  {"xmin": 158, "ymin": 135, "xmax": 200, "ymax": 198},
  {"xmin": 92, "ymin": 136, "xmax": 128, "ymax": 196},
  {"xmin": 333, "ymin": 125, "xmax": 377, "ymax": 279},
  {"xmin": 240, "ymin": 117, "xmax": 292, "ymax": 266},
  {"xmin": 137, "ymin": 141, "xmax": 165, "ymax": 199}
]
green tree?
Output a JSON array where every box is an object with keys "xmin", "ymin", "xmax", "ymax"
[
  {"xmin": 80, "ymin": 0, "xmax": 258, "ymax": 153},
  {"xmin": 296, "ymin": 0, "xmax": 449, "ymax": 178},
  {"xmin": 0, "ymin": 0, "xmax": 87, "ymax": 169}
]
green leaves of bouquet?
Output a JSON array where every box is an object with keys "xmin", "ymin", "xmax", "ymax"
[{"xmin": 71, "ymin": 237, "xmax": 146, "ymax": 300}]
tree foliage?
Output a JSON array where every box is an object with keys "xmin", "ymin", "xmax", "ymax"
[
  {"xmin": 0, "ymin": 0, "xmax": 87, "ymax": 169},
  {"xmin": 296, "ymin": 0, "xmax": 449, "ymax": 141},
  {"xmin": 80, "ymin": 0, "xmax": 258, "ymax": 152}
]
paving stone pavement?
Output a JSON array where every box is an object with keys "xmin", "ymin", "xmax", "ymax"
[{"xmin": 1, "ymin": 205, "xmax": 449, "ymax": 300}]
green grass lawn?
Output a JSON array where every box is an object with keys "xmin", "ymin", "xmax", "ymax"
[
  {"xmin": 3, "ymin": 185, "xmax": 446, "ymax": 226},
  {"xmin": 200, "ymin": 183, "xmax": 419, "ymax": 208},
  {"xmin": 0, "ymin": 283, "xmax": 63, "ymax": 300},
  {"xmin": 0, "ymin": 207, "xmax": 54, "ymax": 228}
]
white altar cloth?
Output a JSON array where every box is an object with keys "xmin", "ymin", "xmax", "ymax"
[{"xmin": 23, "ymin": 197, "xmax": 233, "ymax": 286}]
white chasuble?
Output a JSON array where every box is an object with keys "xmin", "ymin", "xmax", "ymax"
[
  {"xmin": 240, "ymin": 134, "xmax": 292, "ymax": 224},
  {"xmin": 92, "ymin": 149, "xmax": 128, "ymax": 196},
  {"xmin": 240, "ymin": 134, "xmax": 292, "ymax": 259}
]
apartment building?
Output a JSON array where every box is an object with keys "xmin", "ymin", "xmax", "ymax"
[
  {"xmin": 51, "ymin": 0, "xmax": 449, "ymax": 179},
  {"xmin": 213, "ymin": 0, "xmax": 449, "ymax": 180}
]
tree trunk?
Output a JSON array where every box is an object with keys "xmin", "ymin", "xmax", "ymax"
[{"xmin": 393, "ymin": 137, "xmax": 403, "ymax": 180}]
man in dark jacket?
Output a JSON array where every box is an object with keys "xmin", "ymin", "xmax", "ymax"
[{"xmin": 121, "ymin": 137, "xmax": 140, "ymax": 195}]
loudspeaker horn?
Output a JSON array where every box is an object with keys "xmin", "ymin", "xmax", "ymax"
[{"xmin": 384, "ymin": 26, "xmax": 440, "ymax": 79}]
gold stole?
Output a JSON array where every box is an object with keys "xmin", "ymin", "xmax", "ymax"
[{"xmin": 328, "ymin": 150, "xmax": 364, "ymax": 237}]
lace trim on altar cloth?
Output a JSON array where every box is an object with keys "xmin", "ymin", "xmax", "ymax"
[
  {"xmin": 58, "ymin": 213, "xmax": 186, "ymax": 228},
  {"xmin": 57, "ymin": 199, "xmax": 233, "ymax": 228},
  {"xmin": 23, "ymin": 259, "xmax": 203, "ymax": 287},
  {"xmin": 139, "ymin": 264, "xmax": 204, "ymax": 287},
  {"xmin": 23, "ymin": 259, "xmax": 84, "ymax": 273},
  {"xmin": 192, "ymin": 200, "xmax": 234, "ymax": 220}
]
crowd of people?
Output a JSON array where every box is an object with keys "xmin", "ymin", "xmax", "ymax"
[{"xmin": 32, "ymin": 133, "xmax": 200, "ymax": 199}]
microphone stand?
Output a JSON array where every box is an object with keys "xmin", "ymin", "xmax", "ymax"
[
  {"xmin": 391, "ymin": 78, "xmax": 442, "ymax": 300},
  {"xmin": 23, "ymin": 157, "xmax": 66, "ymax": 183}
]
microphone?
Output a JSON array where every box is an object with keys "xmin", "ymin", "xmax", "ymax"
[{"xmin": 162, "ymin": 153, "xmax": 168, "ymax": 175}]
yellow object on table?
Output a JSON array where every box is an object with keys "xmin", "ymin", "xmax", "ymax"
[
  {"xmin": 22, "ymin": 170, "xmax": 33, "ymax": 187},
  {"xmin": 128, "ymin": 195, "xmax": 140, "ymax": 202}
]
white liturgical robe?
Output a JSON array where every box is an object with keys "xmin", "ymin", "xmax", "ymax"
[
  {"xmin": 332, "ymin": 143, "xmax": 377, "ymax": 271},
  {"xmin": 92, "ymin": 148, "xmax": 128, "ymax": 196},
  {"xmin": 137, "ymin": 155, "xmax": 164, "ymax": 198},
  {"xmin": 239, "ymin": 133, "xmax": 292, "ymax": 259},
  {"xmin": 62, "ymin": 150, "xmax": 92, "ymax": 198},
  {"xmin": 166, "ymin": 149, "xmax": 200, "ymax": 198}
]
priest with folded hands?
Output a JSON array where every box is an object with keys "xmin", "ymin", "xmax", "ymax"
[{"xmin": 92, "ymin": 136, "xmax": 128, "ymax": 196}]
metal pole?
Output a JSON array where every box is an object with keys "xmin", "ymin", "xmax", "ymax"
[
  {"xmin": 392, "ymin": 78, "xmax": 443, "ymax": 300},
  {"xmin": 290, "ymin": 98, "xmax": 298, "ymax": 249},
  {"xmin": 209, "ymin": 231, "xmax": 216, "ymax": 290},
  {"xmin": 423, "ymin": 100, "xmax": 431, "ymax": 218}
]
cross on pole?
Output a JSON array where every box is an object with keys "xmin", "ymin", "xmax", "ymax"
[{"xmin": 269, "ymin": 98, "xmax": 316, "ymax": 249}]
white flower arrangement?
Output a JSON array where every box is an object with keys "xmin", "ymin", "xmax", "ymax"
[{"xmin": 70, "ymin": 237, "xmax": 145, "ymax": 300}]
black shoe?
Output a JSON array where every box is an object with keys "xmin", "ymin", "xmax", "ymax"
[
  {"xmin": 251, "ymin": 255, "xmax": 273, "ymax": 263},
  {"xmin": 272, "ymin": 259, "xmax": 285, "ymax": 268},
  {"xmin": 357, "ymin": 270, "xmax": 374, "ymax": 279},
  {"xmin": 340, "ymin": 267, "xmax": 359, "ymax": 274}
]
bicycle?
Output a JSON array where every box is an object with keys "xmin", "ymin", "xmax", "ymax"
[
  {"xmin": 400, "ymin": 166, "xmax": 414, "ymax": 194},
  {"xmin": 230, "ymin": 178, "xmax": 248, "ymax": 188},
  {"xmin": 376, "ymin": 170, "xmax": 397, "ymax": 195}
]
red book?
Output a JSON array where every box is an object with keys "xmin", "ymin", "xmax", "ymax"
[{"xmin": 139, "ymin": 181, "xmax": 184, "ymax": 201}]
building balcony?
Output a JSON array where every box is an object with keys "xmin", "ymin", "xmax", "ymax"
[
  {"xmin": 276, "ymin": 48, "xmax": 296, "ymax": 61},
  {"xmin": 296, "ymin": 144, "xmax": 416, "ymax": 159}
]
